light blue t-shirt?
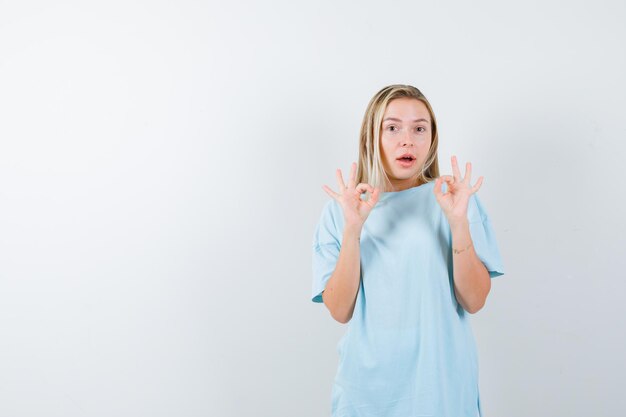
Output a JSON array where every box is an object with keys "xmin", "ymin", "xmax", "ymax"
[{"xmin": 311, "ymin": 181, "xmax": 505, "ymax": 417}]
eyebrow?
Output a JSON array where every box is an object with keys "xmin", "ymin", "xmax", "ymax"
[{"xmin": 382, "ymin": 117, "xmax": 430, "ymax": 123}]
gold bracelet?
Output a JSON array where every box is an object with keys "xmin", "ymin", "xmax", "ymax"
[{"xmin": 453, "ymin": 243, "xmax": 472, "ymax": 254}]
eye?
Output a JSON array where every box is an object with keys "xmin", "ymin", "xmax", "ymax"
[
  {"xmin": 387, "ymin": 125, "xmax": 397, "ymax": 132},
  {"xmin": 416, "ymin": 126, "xmax": 426, "ymax": 132}
]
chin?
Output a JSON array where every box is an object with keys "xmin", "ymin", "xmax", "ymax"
[{"xmin": 394, "ymin": 168, "xmax": 420, "ymax": 177}]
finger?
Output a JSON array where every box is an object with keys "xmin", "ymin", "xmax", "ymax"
[
  {"xmin": 367, "ymin": 186, "xmax": 381, "ymax": 207},
  {"xmin": 356, "ymin": 183, "xmax": 373, "ymax": 194},
  {"xmin": 322, "ymin": 185, "xmax": 340, "ymax": 200},
  {"xmin": 348, "ymin": 162, "xmax": 357, "ymax": 190},
  {"xmin": 433, "ymin": 176, "xmax": 443, "ymax": 199},
  {"xmin": 439, "ymin": 175, "xmax": 454, "ymax": 194},
  {"xmin": 441, "ymin": 175, "xmax": 454, "ymax": 186},
  {"xmin": 355, "ymin": 183, "xmax": 374, "ymax": 204},
  {"xmin": 451, "ymin": 155, "xmax": 462, "ymax": 182},
  {"xmin": 464, "ymin": 161, "xmax": 472, "ymax": 184},
  {"xmin": 336, "ymin": 168, "xmax": 346, "ymax": 191},
  {"xmin": 471, "ymin": 176, "xmax": 484, "ymax": 194}
]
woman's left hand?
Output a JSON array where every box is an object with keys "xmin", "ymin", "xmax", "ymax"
[{"xmin": 433, "ymin": 155, "xmax": 483, "ymax": 225}]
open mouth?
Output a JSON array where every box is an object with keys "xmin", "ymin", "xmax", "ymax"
[
  {"xmin": 396, "ymin": 154, "xmax": 416, "ymax": 167},
  {"xmin": 396, "ymin": 159, "xmax": 416, "ymax": 167}
]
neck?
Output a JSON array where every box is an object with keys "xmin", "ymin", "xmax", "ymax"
[{"xmin": 387, "ymin": 176, "xmax": 423, "ymax": 192}]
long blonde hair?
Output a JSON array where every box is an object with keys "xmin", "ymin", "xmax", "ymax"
[{"xmin": 356, "ymin": 84, "xmax": 440, "ymax": 195}]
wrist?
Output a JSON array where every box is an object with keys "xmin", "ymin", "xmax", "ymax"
[
  {"xmin": 448, "ymin": 217, "xmax": 469, "ymax": 232},
  {"xmin": 343, "ymin": 223, "xmax": 363, "ymax": 239}
]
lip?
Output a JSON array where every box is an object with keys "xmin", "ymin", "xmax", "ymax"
[{"xmin": 396, "ymin": 158, "xmax": 416, "ymax": 168}]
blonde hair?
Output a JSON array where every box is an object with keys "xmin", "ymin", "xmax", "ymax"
[{"xmin": 356, "ymin": 84, "xmax": 440, "ymax": 195}]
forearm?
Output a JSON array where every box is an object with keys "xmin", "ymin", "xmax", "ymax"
[
  {"xmin": 449, "ymin": 218, "xmax": 491, "ymax": 313},
  {"xmin": 322, "ymin": 225, "xmax": 362, "ymax": 323}
]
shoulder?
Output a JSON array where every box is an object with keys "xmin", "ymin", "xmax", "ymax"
[
  {"xmin": 316, "ymin": 198, "xmax": 343, "ymax": 230},
  {"xmin": 467, "ymin": 193, "xmax": 489, "ymax": 223},
  {"xmin": 319, "ymin": 198, "xmax": 340, "ymax": 220}
]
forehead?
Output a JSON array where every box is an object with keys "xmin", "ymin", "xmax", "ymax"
[{"xmin": 383, "ymin": 98, "xmax": 430, "ymax": 121}]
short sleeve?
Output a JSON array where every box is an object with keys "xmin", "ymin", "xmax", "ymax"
[
  {"xmin": 466, "ymin": 193, "xmax": 505, "ymax": 278},
  {"xmin": 311, "ymin": 200, "xmax": 342, "ymax": 303}
]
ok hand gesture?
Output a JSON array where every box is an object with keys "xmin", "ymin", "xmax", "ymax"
[
  {"xmin": 322, "ymin": 162, "xmax": 381, "ymax": 230},
  {"xmin": 433, "ymin": 155, "xmax": 483, "ymax": 225}
]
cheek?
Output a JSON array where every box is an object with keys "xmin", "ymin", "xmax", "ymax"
[
  {"xmin": 416, "ymin": 140, "xmax": 432, "ymax": 160},
  {"xmin": 380, "ymin": 139, "xmax": 393, "ymax": 158}
]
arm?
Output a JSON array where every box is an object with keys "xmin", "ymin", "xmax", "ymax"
[
  {"xmin": 450, "ymin": 218, "xmax": 491, "ymax": 314},
  {"xmin": 322, "ymin": 224, "xmax": 362, "ymax": 324}
]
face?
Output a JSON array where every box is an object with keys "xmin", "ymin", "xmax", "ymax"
[{"xmin": 379, "ymin": 97, "xmax": 433, "ymax": 191}]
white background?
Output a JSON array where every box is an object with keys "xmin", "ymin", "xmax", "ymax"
[{"xmin": 1, "ymin": 1, "xmax": 625, "ymax": 416}]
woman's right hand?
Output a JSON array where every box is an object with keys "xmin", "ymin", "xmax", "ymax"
[{"xmin": 322, "ymin": 162, "xmax": 381, "ymax": 230}]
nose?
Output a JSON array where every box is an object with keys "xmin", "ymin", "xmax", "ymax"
[{"xmin": 401, "ymin": 130, "xmax": 414, "ymax": 146}]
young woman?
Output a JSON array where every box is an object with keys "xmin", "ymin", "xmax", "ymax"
[{"xmin": 311, "ymin": 84, "xmax": 505, "ymax": 416}]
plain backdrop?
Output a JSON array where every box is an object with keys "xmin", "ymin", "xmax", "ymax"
[{"xmin": 1, "ymin": 0, "xmax": 625, "ymax": 416}]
